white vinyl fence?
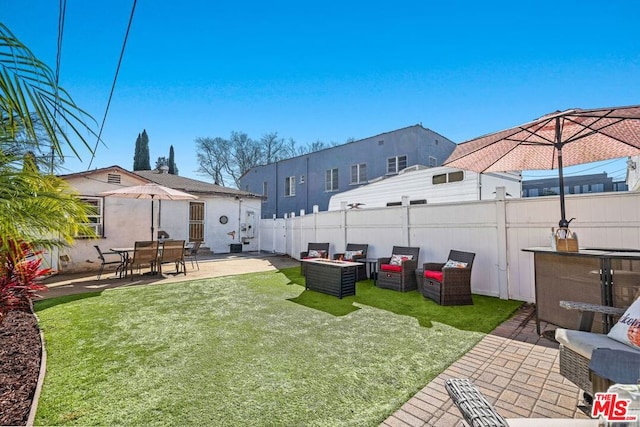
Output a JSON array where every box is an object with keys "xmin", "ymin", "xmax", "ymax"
[{"xmin": 258, "ymin": 189, "xmax": 640, "ymax": 303}]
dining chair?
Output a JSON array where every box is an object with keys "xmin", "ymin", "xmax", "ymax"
[
  {"xmin": 157, "ymin": 240, "xmax": 186, "ymax": 275},
  {"xmin": 184, "ymin": 241, "xmax": 202, "ymax": 270},
  {"xmin": 129, "ymin": 241, "xmax": 159, "ymax": 280},
  {"xmin": 94, "ymin": 245, "xmax": 122, "ymax": 279}
]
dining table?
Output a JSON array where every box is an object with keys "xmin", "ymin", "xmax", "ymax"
[{"xmin": 109, "ymin": 247, "xmax": 134, "ymax": 278}]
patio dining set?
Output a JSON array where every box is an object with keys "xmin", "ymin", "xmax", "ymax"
[
  {"xmin": 94, "ymin": 240, "xmax": 202, "ymax": 280},
  {"xmin": 299, "ymin": 242, "xmax": 476, "ymax": 306}
]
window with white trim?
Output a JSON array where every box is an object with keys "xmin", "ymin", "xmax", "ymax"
[
  {"xmin": 78, "ymin": 197, "xmax": 103, "ymax": 237},
  {"xmin": 285, "ymin": 176, "xmax": 295, "ymax": 196},
  {"xmin": 350, "ymin": 163, "xmax": 367, "ymax": 184},
  {"xmin": 325, "ymin": 168, "xmax": 338, "ymax": 191},
  {"xmin": 387, "ymin": 155, "xmax": 407, "ymax": 174}
]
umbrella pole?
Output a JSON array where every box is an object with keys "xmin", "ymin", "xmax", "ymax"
[
  {"xmin": 151, "ymin": 196, "xmax": 155, "ymax": 240},
  {"xmin": 556, "ymin": 118, "xmax": 569, "ymax": 228}
]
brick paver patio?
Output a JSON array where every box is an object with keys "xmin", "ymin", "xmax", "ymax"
[{"xmin": 382, "ymin": 304, "xmax": 593, "ymax": 426}]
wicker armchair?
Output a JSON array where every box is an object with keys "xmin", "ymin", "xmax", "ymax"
[
  {"xmin": 377, "ymin": 246, "xmax": 420, "ymax": 292},
  {"xmin": 333, "ymin": 243, "xmax": 368, "ymax": 281},
  {"xmin": 555, "ymin": 300, "xmax": 636, "ymax": 402},
  {"xmin": 421, "ymin": 250, "xmax": 475, "ymax": 305},
  {"xmin": 300, "ymin": 242, "xmax": 330, "ymax": 276}
]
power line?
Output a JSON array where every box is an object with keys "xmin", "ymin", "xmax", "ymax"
[
  {"xmin": 88, "ymin": 0, "xmax": 137, "ymax": 169},
  {"xmin": 523, "ymin": 158, "xmax": 625, "ymax": 179},
  {"xmin": 55, "ymin": 0, "xmax": 66, "ymax": 87},
  {"xmin": 51, "ymin": 0, "xmax": 67, "ymax": 174}
]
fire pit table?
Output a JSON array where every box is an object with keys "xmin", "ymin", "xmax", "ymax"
[{"xmin": 301, "ymin": 258, "xmax": 359, "ymax": 298}]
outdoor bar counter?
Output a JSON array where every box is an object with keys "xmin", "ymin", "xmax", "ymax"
[{"xmin": 522, "ymin": 247, "xmax": 640, "ymax": 334}]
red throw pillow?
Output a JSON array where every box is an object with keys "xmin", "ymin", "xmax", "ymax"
[
  {"xmin": 380, "ymin": 264, "xmax": 403, "ymax": 272},
  {"xmin": 424, "ymin": 270, "xmax": 443, "ymax": 282}
]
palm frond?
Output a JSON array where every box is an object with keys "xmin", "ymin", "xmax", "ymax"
[{"xmin": 0, "ymin": 23, "xmax": 99, "ymax": 159}]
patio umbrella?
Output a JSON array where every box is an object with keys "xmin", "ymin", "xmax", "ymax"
[
  {"xmin": 443, "ymin": 105, "xmax": 640, "ymax": 228},
  {"xmin": 100, "ymin": 183, "xmax": 198, "ymax": 240}
]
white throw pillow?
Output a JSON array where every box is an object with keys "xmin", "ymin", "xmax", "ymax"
[
  {"xmin": 390, "ymin": 254, "xmax": 413, "ymax": 266},
  {"xmin": 607, "ymin": 297, "xmax": 640, "ymax": 350},
  {"xmin": 444, "ymin": 259, "xmax": 468, "ymax": 269},
  {"xmin": 307, "ymin": 249, "xmax": 325, "ymax": 258},
  {"xmin": 343, "ymin": 250, "xmax": 363, "ymax": 261}
]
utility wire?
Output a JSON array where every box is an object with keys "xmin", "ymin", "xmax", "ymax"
[
  {"xmin": 88, "ymin": 0, "xmax": 137, "ymax": 169},
  {"xmin": 523, "ymin": 158, "xmax": 625, "ymax": 179},
  {"xmin": 55, "ymin": 0, "xmax": 66, "ymax": 88},
  {"xmin": 51, "ymin": 0, "xmax": 67, "ymax": 174}
]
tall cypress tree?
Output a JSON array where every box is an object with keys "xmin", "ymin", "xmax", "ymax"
[
  {"xmin": 168, "ymin": 145, "xmax": 177, "ymax": 175},
  {"xmin": 140, "ymin": 129, "xmax": 151, "ymax": 170},
  {"xmin": 133, "ymin": 133, "xmax": 142, "ymax": 170}
]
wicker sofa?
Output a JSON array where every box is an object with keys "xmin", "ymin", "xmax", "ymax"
[
  {"xmin": 420, "ymin": 250, "xmax": 475, "ymax": 305},
  {"xmin": 376, "ymin": 246, "xmax": 420, "ymax": 292},
  {"xmin": 333, "ymin": 243, "xmax": 368, "ymax": 281},
  {"xmin": 555, "ymin": 300, "xmax": 639, "ymax": 400}
]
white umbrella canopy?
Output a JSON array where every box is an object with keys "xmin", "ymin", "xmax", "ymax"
[
  {"xmin": 100, "ymin": 183, "xmax": 198, "ymax": 239},
  {"xmin": 443, "ymin": 105, "xmax": 640, "ymax": 227},
  {"xmin": 99, "ymin": 183, "xmax": 198, "ymax": 200}
]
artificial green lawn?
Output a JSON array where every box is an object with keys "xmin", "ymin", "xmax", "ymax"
[{"xmin": 34, "ymin": 268, "xmax": 522, "ymax": 426}]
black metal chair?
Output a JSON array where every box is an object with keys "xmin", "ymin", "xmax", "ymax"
[
  {"xmin": 333, "ymin": 243, "xmax": 368, "ymax": 281},
  {"xmin": 184, "ymin": 241, "xmax": 202, "ymax": 270},
  {"xmin": 377, "ymin": 246, "xmax": 420, "ymax": 291},
  {"xmin": 94, "ymin": 245, "xmax": 123, "ymax": 279}
]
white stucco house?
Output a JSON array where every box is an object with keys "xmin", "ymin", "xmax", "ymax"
[{"xmin": 55, "ymin": 165, "xmax": 263, "ymax": 273}]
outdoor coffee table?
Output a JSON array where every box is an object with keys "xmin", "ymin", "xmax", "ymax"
[{"xmin": 301, "ymin": 259, "xmax": 359, "ymax": 298}]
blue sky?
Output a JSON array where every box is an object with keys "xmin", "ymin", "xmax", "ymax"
[{"xmin": 3, "ymin": 1, "xmax": 640, "ymax": 182}]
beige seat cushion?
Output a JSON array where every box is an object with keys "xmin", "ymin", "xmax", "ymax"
[{"xmin": 555, "ymin": 328, "xmax": 640, "ymax": 360}]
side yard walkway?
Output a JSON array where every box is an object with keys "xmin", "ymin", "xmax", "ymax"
[{"xmin": 383, "ymin": 305, "xmax": 591, "ymax": 426}]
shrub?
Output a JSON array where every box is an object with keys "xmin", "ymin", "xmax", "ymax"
[{"xmin": 0, "ymin": 240, "xmax": 50, "ymax": 324}]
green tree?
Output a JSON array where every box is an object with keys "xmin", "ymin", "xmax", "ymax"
[
  {"xmin": 155, "ymin": 156, "xmax": 168, "ymax": 170},
  {"xmin": 133, "ymin": 129, "xmax": 151, "ymax": 171},
  {"xmin": 140, "ymin": 129, "xmax": 151, "ymax": 170},
  {"xmin": 133, "ymin": 133, "xmax": 142, "ymax": 170},
  {"xmin": 0, "ymin": 23, "xmax": 96, "ymax": 273},
  {"xmin": 168, "ymin": 145, "xmax": 178, "ymax": 175}
]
